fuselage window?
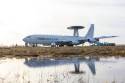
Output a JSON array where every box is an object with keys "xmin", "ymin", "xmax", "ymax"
[{"xmin": 37, "ymin": 37, "xmax": 58, "ymax": 40}]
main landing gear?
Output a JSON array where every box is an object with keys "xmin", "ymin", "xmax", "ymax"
[{"xmin": 25, "ymin": 43, "xmax": 38, "ymax": 47}]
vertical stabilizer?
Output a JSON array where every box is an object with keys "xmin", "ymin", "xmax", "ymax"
[{"xmin": 85, "ymin": 24, "xmax": 94, "ymax": 39}]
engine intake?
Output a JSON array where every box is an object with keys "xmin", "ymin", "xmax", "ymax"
[{"xmin": 87, "ymin": 38, "xmax": 99, "ymax": 43}]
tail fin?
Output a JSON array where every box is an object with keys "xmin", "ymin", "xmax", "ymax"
[
  {"xmin": 85, "ymin": 24, "xmax": 94, "ymax": 39},
  {"xmin": 86, "ymin": 60, "xmax": 96, "ymax": 75}
]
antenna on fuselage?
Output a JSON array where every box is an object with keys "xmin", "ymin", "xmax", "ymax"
[{"xmin": 67, "ymin": 26, "xmax": 85, "ymax": 36}]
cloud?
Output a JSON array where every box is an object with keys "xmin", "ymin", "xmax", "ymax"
[{"xmin": 51, "ymin": 0, "xmax": 125, "ymax": 7}]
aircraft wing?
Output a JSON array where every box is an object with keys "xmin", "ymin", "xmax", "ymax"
[{"xmin": 95, "ymin": 36, "xmax": 118, "ymax": 39}]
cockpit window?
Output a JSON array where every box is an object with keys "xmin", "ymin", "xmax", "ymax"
[{"xmin": 27, "ymin": 36, "xmax": 31, "ymax": 38}]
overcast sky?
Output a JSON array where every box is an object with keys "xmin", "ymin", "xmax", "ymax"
[{"xmin": 0, "ymin": 0, "xmax": 125, "ymax": 46}]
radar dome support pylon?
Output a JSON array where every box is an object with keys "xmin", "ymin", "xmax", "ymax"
[{"xmin": 67, "ymin": 26, "xmax": 85, "ymax": 36}]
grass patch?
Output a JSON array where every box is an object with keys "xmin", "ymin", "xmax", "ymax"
[{"xmin": 0, "ymin": 46, "xmax": 125, "ymax": 58}]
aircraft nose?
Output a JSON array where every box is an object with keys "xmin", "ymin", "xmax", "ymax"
[{"xmin": 23, "ymin": 37, "xmax": 27, "ymax": 42}]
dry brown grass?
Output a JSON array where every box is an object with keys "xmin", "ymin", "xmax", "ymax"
[{"xmin": 0, "ymin": 46, "xmax": 125, "ymax": 58}]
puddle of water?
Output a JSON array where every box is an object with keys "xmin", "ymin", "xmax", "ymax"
[{"xmin": 0, "ymin": 57, "xmax": 125, "ymax": 83}]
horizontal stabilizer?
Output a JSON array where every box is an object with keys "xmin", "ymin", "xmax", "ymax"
[{"xmin": 95, "ymin": 36, "xmax": 118, "ymax": 39}]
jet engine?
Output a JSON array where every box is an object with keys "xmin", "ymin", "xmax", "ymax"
[
  {"xmin": 87, "ymin": 38, "xmax": 99, "ymax": 43},
  {"xmin": 72, "ymin": 41, "xmax": 80, "ymax": 45}
]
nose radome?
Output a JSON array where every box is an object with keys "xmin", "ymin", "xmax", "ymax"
[{"xmin": 23, "ymin": 37, "xmax": 27, "ymax": 42}]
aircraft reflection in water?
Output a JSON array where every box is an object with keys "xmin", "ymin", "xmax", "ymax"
[{"xmin": 24, "ymin": 57, "xmax": 99, "ymax": 75}]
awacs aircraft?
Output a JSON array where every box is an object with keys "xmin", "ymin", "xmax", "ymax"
[{"xmin": 23, "ymin": 24, "xmax": 117, "ymax": 47}]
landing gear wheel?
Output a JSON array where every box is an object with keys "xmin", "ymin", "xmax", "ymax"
[{"xmin": 25, "ymin": 43, "xmax": 28, "ymax": 47}]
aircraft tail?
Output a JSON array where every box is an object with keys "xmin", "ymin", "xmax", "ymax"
[
  {"xmin": 86, "ymin": 60, "xmax": 96, "ymax": 75},
  {"xmin": 85, "ymin": 24, "xmax": 94, "ymax": 39}
]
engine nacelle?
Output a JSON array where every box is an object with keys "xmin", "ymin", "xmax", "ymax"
[
  {"xmin": 72, "ymin": 41, "xmax": 79, "ymax": 45},
  {"xmin": 87, "ymin": 38, "xmax": 99, "ymax": 43}
]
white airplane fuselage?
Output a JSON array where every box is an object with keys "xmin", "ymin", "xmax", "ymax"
[
  {"xmin": 23, "ymin": 35, "xmax": 84, "ymax": 46},
  {"xmin": 23, "ymin": 24, "xmax": 117, "ymax": 47}
]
